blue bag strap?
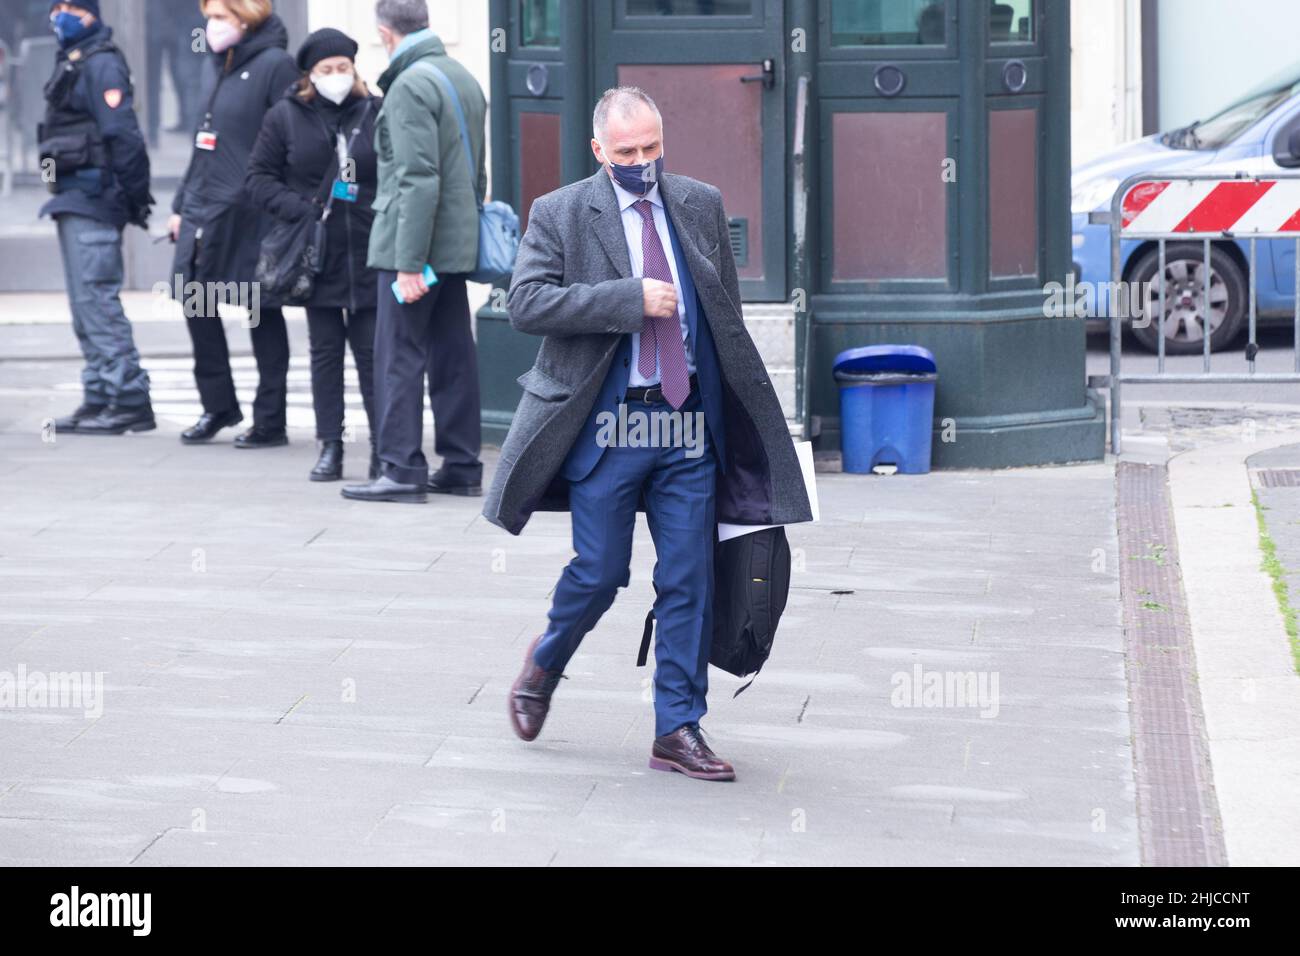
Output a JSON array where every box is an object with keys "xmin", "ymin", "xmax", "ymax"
[{"xmin": 408, "ymin": 59, "xmax": 482, "ymax": 209}]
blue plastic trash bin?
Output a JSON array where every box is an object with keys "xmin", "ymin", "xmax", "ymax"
[{"xmin": 832, "ymin": 345, "xmax": 937, "ymax": 475}]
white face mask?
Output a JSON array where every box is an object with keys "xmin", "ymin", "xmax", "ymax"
[{"xmin": 311, "ymin": 72, "xmax": 354, "ymax": 105}]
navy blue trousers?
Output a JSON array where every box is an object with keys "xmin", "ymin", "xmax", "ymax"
[
  {"xmin": 372, "ymin": 272, "xmax": 482, "ymax": 487},
  {"xmin": 534, "ymin": 387, "xmax": 716, "ymax": 738}
]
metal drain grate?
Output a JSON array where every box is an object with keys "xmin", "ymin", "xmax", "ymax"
[
  {"xmin": 1116, "ymin": 461, "xmax": 1228, "ymax": 866},
  {"xmin": 1253, "ymin": 468, "xmax": 1300, "ymax": 488}
]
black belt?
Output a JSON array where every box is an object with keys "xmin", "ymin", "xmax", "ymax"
[{"xmin": 623, "ymin": 373, "xmax": 698, "ymax": 404}]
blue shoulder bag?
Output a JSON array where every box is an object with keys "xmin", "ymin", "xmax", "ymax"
[{"xmin": 411, "ymin": 60, "xmax": 519, "ymax": 284}]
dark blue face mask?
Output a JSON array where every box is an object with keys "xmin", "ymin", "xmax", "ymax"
[
  {"xmin": 607, "ymin": 154, "xmax": 663, "ymax": 196},
  {"xmin": 50, "ymin": 11, "xmax": 95, "ymax": 47}
]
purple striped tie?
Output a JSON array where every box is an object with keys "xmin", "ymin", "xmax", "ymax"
[{"xmin": 633, "ymin": 199, "xmax": 690, "ymax": 410}]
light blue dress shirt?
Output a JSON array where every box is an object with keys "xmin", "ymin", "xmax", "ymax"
[{"xmin": 609, "ymin": 176, "xmax": 696, "ymax": 387}]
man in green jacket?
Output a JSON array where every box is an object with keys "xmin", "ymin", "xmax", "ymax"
[{"xmin": 343, "ymin": 0, "xmax": 487, "ymax": 504}]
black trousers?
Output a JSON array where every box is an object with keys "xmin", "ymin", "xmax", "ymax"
[
  {"xmin": 373, "ymin": 271, "xmax": 481, "ymax": 486},
  {"xmin": 305, "ymin": 307, "xmax": 377, "ymax": 442},
  {"xmin": 184, "ymin": 303, "xmax": 289, "ymax": 430}
]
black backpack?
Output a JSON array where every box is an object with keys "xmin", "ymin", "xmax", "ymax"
[{"xmin": 638, "ymin": 525, "xmax": 792, "ymax": 697}]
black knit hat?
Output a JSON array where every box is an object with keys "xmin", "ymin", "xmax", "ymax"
[
  {"xmin": 50, "ymin": 0, "xmax": 102, "ymax": 18},
  {"xmin": 296, "ymin": 28, "xmax": 358, "ymax": 73}
]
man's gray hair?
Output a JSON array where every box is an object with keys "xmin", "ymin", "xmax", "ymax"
[
  {"xmin": 376, "ymin": 0, "xmax": 429, "ymax": 36},
  {"xmin": 592, "ymin": 86, "xmax": 662, "ymax": 143}
]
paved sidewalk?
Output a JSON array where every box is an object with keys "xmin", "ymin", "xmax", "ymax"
[{"xmin": 0, "ymin": 353, "xmax": 1137, "ymax": 865}]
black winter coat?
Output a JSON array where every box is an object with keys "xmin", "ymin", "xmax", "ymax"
[
  {"xmin": 244, "ymin": 85, "xmax": 380, "ymax": 311},
  {"xmin": 170, "ymin": 14, "xmax": 298, "ymax": 292}
]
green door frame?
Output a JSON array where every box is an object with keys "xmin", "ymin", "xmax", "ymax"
[{"xmin": 590, "ymin": 0, "xmax": 789, "ymax": 301}]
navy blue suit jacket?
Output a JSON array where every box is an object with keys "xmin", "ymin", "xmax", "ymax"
[{"xmin": 561, "ymin": 202, "xmax": 727, "ymax": 482}]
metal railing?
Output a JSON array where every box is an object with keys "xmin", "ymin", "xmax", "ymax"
[{"xmin": 1106, "ymin": 171, "xmax": 1300, "ymax": 453}]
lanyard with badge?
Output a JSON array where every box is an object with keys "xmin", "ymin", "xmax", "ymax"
[
  {"xmin": 194, "ymin": 64, "xmax": 234, "ymax": 151},
  {"xmin": 318, "ymin": 101, "xmax": 371, "ymax": 209}
]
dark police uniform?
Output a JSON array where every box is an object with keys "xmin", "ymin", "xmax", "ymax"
[{"xmin": 39, "ymin": 22, "xmax": 154, "ymax": 430}]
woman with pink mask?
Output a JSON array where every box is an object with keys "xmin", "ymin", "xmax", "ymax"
[{"xmin": 167, "ymin": 0, "xmax": 298, "ymax": 448}]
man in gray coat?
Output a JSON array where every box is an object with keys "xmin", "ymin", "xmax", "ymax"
[{"xmin": 484, "ymin": 87, "xmax": 812, "ymax": 782}]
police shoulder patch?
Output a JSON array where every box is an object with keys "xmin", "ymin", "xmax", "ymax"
[{"xmin": 104, "ymin": 88, "xmax": 123, "ymax": 109}]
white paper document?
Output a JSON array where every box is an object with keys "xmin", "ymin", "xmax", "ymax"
[{"xmin": 717, "ymin": 440, "xmax": 820, "ymax": 542}]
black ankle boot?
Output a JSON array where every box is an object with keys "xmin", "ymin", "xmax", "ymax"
[
  {"xmin": 53, "ymin": 401, "xmax": 106, "ymax": 434},
  {"xmin": 75, "ymin": 403, "xmax": 157, "ymax": 435},
  {"xmin": 311, "ymin": 439, "xmax": 344, "ymax": 481}
]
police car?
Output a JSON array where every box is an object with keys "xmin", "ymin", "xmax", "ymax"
[{"xmin": 1072, "ymin": 65, "xmax": 1300, "ymax": 353}]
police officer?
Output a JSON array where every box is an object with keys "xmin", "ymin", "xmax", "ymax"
[{"xmin": 40, "ymin": 0, "xmax": 156, "ymax": 435}]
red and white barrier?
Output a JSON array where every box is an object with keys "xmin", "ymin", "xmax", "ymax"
[{"xmin": 1120, "ymin": 177, "xmax": 1300, "ymax": 236}]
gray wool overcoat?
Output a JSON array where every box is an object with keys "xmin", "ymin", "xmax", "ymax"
[{"xmin": 481, "ymin": 168, "xmax": 813, "ymax": 536}]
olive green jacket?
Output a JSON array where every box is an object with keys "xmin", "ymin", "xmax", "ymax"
[{"xmin": 366, "ymin": 34, "xmax": 487, "ymax": 275}]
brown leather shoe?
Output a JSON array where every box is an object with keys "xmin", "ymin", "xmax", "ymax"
[
  {"xmin": 649, "ymin": 723, "xmax": 736, "ymax": 781},
  {"xmin": 508, "ymin": 634, "xmax": 566, "ymax": 741}
]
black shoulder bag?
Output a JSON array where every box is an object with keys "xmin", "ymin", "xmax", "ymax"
[{"xmin": 254, "ymin": 102, "xmax": 371, "ymax": 305}]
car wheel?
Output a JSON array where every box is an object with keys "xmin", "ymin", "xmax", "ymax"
[{"xmin": 1127, "ymin": 242, "xmax": 1247, "ymax": 355}]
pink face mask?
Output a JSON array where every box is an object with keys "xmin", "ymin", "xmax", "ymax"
[{"xmin": 205, "ymin": 18, "xmax": 243, "ymax": 53}]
